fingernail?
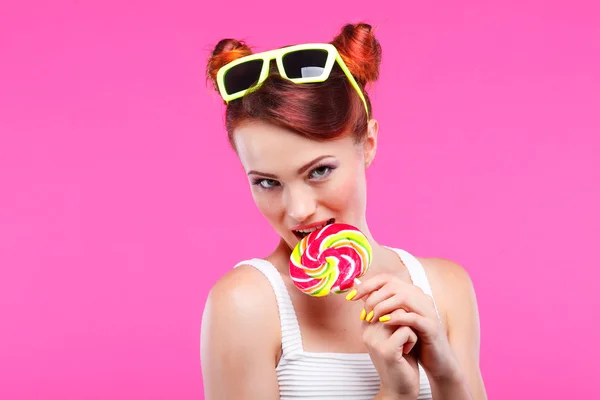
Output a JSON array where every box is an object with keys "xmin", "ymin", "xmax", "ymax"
[
  {"xmin": 366, "ymin": 311, "xmax": 374, "ymax": 322},
  {"xmin": 360, "ymin": 309, "xmax": 367, "ymax": 321},
  {"xmin": 345, "ymin": 289, "xmax": 357, "ymax": 301},
  {"xmin": 379, "ymin": 315, "xmax": 391, "ymax": 322}
]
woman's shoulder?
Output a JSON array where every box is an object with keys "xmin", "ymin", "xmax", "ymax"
[
  {"xmin": 201, "ymin": 263, "xmax": 282, "ymax": 357},
  {"xmin": 200, "ymin": 264, "xmax": 285, "ymax": 395},
  {"xmin": 416, "ymin": 256, "xmax": 479, "ymax": 333},
  {"xmin": 418, "ymin": 256, "xmax": 475, "ymax": 291},
  {"xmin": 204, "ymin": 263, "xmax": 281, "ymax": 324}
]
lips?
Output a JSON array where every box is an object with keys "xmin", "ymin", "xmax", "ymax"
[{"xmin": 292, "ymin": 218, "xmax": 335, "ymax": 240}]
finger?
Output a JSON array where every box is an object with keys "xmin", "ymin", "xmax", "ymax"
[
  {"xmin": 362, "ymin": 286, "xmax": 396, "ymax": 321},
  {"xmin": 378, "ymin": 311, "xmax": 437, "ymax": 338},
  {"xmin": 367, "ymin": 290, "xmax": 434, "ymax": 323},
  {"xmin": 349, "ymin": 273, "xmax": 394, "ymax": 301},
  {"xmin": 361, "ymin": 314, "xmax": 395, "ymax": 346},
  {"xmin": 386, "ymin": 326, "xmax": 418, "ymax": 356},
  {"xmin": 349, "ymin": 274, "xmax": 438, "ymax": 321},
  {"xmin": 350, "ymin": 274, "xmax": 431, "ymax": 312},
  {"xmin": 403, "ymin": 328, "xmax": 418, "ymax": 354},
  {"xmin": 368, "ymin": 295, "xmax": 408, "ymax": 323},
  {"xmin": 362, "ymin": 318, "xmax": 418, "ymax": 359},
  {"xmin": 379, "ymin": 288, "xmax": 436, "ymax": 320}
]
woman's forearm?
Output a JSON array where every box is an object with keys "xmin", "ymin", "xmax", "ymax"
[{"xmin": 430, "ymin": 373, "xmax": 473, "ymax": 400}]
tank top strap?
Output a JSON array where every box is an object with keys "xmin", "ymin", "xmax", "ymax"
[
  {"xmin": 233, "ymin": 258, "xmax": 304, "ymax": 356},
  {"xmin": 386, "ymin": 247, "xmax": 442, "ymax": 322}
]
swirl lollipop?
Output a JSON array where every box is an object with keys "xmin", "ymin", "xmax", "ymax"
[{"xmin": 289, "ymin": 223, "xmax": 372, "ymax": 297}]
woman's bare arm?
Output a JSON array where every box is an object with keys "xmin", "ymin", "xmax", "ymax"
[
  {"xmin": 201, "ymin": 266, "xmax": 281, "ymax": 400},
  {"xmin": 425, "ymin": 258, "xmax": 488, "ymax": 400}
]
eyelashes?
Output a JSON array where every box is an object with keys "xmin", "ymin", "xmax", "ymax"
[
  {"xmin": 251, "ymin": 163, "xmax": 337, "ymax": 190},
  {"xmin": 251, "ymin": 177, "xmax": 279, "ymax": 189}
]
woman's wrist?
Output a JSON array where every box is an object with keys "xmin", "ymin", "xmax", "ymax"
[{"xmin": 424, "ymin": 345, "xmax": 464, "ymax": 383}]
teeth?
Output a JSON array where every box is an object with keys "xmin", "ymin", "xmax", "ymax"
[
  {"xmin": 293, "ymin": 219, "xmax": 335, "ymax": 237},
  {"xmin": 296, "ymin": 222, "xmax": 327, "ymax": 234}
]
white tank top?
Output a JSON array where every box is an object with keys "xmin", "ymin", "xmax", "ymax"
[{"xmin": 233, "ymin": 247, "xmax": 439, "ymax": 399}]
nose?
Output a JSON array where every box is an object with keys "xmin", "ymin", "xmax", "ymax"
[{"xmin": 284, "ymin": 184, "xmax": 317, "ymax": 223}]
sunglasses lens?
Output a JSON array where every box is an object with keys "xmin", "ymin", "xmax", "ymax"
[
  {"xmin": 282, "ymin": 49, "xmax": 329, "ymax": 79},
  {"xmin": 223, "ymin": 59, "xmax": 264, "ymax": 95}
]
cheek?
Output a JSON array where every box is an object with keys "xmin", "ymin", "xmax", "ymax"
[
  {"xmin": 251, "ymin": 190, "xmax": 283, "ymax": 220},
  {"xmin": 321, "ymin": 170, "xmax": 364, "ymax": 210}
]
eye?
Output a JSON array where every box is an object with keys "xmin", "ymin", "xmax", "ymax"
[
  {"xmin": 252, "ymin": 178, "xmax": 280, "ymax": 189},
  {"xmin": 309, "ymin": 165, "xmax": 334, "ymax": 180}
]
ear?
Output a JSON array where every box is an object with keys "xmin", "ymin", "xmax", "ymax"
[{"xmin": 363, "ymin": 119, "xmax": 379, "ymax": 168}]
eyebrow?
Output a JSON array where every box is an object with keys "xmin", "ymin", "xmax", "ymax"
[{"xmin": 247, "ymin": 155, "xmax": 334, "ymax": 178}]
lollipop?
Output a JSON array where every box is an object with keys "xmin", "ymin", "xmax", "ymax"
[{"xmin": 289, "ymin": 223, "xmax": 372, "ymax": 297}]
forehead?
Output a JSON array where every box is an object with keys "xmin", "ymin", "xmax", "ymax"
[{"xmin": 233, "ymin": 121, "xmax": 355, "ymax": 170}]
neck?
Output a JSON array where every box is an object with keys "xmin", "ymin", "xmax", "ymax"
[{"xmin": 352, "ymin": 220, "xmax": 394, "ymax": 275}]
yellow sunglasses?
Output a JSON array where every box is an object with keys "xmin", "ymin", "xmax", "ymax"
[{"xmin": 216, "ymin": 43, "xmax": 369, "ymax": 117}]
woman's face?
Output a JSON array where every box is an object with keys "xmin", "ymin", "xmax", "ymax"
[{"xmin": 233, "ymin": 119, "xmax": 378, "ymax": 249}]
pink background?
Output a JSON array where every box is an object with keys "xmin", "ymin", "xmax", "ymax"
[{"xmin": 1, "ymin": 1, "xmax": 599, "ymax": 399}]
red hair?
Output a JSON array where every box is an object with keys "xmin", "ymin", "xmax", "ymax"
[{"xmin": 206, "ymin": 22, "xmax": 382, "ymax": 149}]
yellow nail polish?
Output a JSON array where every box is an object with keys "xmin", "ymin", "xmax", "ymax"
[
  {"xmin": 366, "ymin": 311, "xmax": 374, "ymax": 322},
  {"xmin": 379, "ymin": 315, "xmax": 391, "ymax": 322},
  {"xmin": 345, "ymin": 289, "xmax": 357, "ymax": 301},
  {"xmin": 360, "ymin": 309, "xmax": 367, "ymax": 321}
]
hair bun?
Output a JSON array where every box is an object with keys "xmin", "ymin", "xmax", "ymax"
[
  {"xmin": 331, "ymin": 23, "xmax": 382, "ymax": 86},
  {"xmin": 206, "ymin": 38, "xmax": 253, "ymax": 92}
]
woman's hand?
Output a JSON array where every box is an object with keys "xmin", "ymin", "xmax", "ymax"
[
  {"xmin": 349, "ymin": 273, "xmax": 462, "ymax": 383},
  {"xmin": 361, "ymin": 312, "xmax": 421, "ymax": 399}
]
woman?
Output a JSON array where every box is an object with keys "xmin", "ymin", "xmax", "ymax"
[{"xmin": 200, "ymin": 22, "xmax": 487, "ymax": 400}]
